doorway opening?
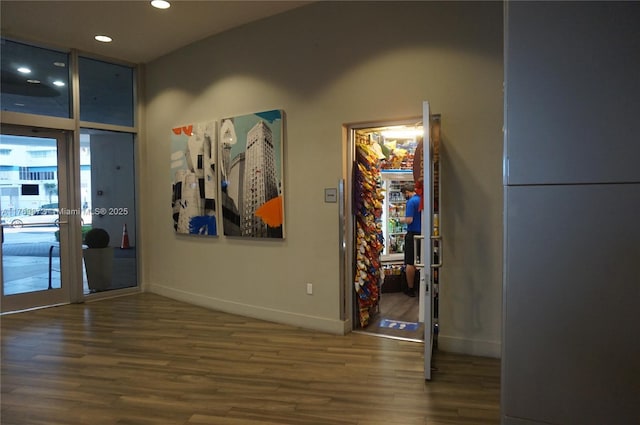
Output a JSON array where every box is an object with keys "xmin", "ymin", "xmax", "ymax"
[{"xmin": 347, "ymin": 120, "xmax": 425, "ymax": 342}]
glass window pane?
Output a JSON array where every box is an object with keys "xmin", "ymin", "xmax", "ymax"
[
  {"xmin": 79, "ymin": 57, "xmax": 134, "ymax": 127},
  {"xmin": 80, "ymin": 129, "xmax": 137, "ymax": 293},
  {"xmin": 0, "ymin": 134, "xmax": 62, "ymax": 295},
  {"xmin": 0, "ymin": 38, "xmax": 71, "ymax": 118}
]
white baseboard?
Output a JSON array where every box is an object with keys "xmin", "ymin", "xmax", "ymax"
[
  {"xmin": 149, "ymin": 284, "xmax": 348, "ymax": 335},
  {"xmin": 438, "ymin": 334, "xmax": 501, "ymax": 358}
]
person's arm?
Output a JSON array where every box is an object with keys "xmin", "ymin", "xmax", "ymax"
[
  {"xmin": 400, "ymin": 196, "xmax": 418, "ymax": 225},
  {"xmin": 399, "ymin": 215, "xmax": 413, "ymax": 224},
  {"xmin": 400, "ymin": 198, "xmax": 415, "ymax": 224}
]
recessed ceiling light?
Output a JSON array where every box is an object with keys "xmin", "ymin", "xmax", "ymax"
[
  {"xmin": 53, "ymin": 62, "xmax": 66, "ymax": 67},
  {"xmin": 151, "ymin": 0, "xmax": 170, "ymax": 9},
  {"xmin": 53, "ymin": 81, "xmax": 66, "ymax": 87},
  {"xmin": 27, "ymin": 79, "xmax": 41, "ymax": 84},
  {"xmin": 17, "ymin": 67, "xmax": 31, "ymax": 74},
  {"xmin": 95, "ymin": 35, "xmax": 113, "ymax": 43}
]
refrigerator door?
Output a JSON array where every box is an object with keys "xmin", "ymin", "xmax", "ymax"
[{"xmin": 380, "ymin": 171, "xmax": 412, "ymax": 261}]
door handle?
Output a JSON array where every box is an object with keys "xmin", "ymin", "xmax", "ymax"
[
  {"xmin": 413, "ymin": 234, "xmax": 425, "ymax": 268},
  {"xmin": 431, "ymin": 235, "xmax": 442, "ymax": 268}
]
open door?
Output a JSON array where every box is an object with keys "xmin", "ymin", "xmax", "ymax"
[
  {"xmin": 343, "ymin": 104, "xmax": 440, "ymax": 379},
  {"xmin": 414, "ymin": 101, "xmax": 442, "ymax": 380}
]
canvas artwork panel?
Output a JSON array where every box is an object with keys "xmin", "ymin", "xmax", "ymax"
[
  {"xmin": 219, "ymin": 110, "xmax": 285, "ymax": 238},
  {"xmin": 171, "ymin": 121, "xmax": 219, "ymax": 236}
]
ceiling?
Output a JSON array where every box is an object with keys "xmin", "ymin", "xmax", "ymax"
[{"xmin": 0, "ymin": 1, "xmax": 312, "ymax": 64}]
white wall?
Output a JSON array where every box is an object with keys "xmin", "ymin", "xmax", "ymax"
[{"xmin": 143, "ymin": 1, "xmax": 503, "ymax": 357}]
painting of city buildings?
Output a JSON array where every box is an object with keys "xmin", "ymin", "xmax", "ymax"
[
  {"xmin": 170, "ymin": 120, "xmax": 219, "ymax": 236},
  {"xmin": 219, "ymin": 110, "xmax": 284, "ymax": 238}
]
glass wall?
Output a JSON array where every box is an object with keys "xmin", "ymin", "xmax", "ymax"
[
  {"xmin": 1, "ymin": 134, "xmax": 63, "ymax": 296},
  {"xmin": 79, "ymin": 57, "xmax": 134, "ymax": 127},
  {"xmin": 1, "ymin": 37, "xmax": 139, "ymax": 310},
  {"xmin": 0, "ymin": 39, "xmax": 71, "ymax": 118},
  {"xmin": 80, "ymin": 129, "xmax": 137, "ymax": 293}
]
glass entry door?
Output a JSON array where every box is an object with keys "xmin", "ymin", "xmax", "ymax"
[
  {"xmin": 1, "ymin": 129, "xmax": 73, "ymax": 312},
  {"xmin": 420, "ymin": 101, "xmax": 443, "ymax": 381}
]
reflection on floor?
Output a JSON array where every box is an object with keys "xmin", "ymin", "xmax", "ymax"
[
  {"xmin": 2, "ymin": 243, "xmax": 137, "ymax": 296},
  {"xmin": 360, "ymin": 291, "xmax": 423, "ymax": 341}
]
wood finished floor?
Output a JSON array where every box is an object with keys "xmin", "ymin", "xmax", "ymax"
[{"xmin": 1, "ymin": 293, "xmax": 500, "ymax": 425}]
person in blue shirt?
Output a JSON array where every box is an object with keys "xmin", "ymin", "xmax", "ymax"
[{"xmin": 399, "ymin": 182, "xmax": 421, "ymax": 297}]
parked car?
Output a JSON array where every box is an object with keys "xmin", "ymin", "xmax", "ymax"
[
  {"xmin": 6, "ymin": 206, "xmax": 88, "ymax": 228},
  {"xmin": 9, "ymin": 209, "xmax": 60, "ymax": 228}
]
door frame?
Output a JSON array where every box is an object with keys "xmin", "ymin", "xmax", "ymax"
[
  {"xmin": 342, "ymin": 115, "xmax": 425, "ymax": 333},
  {"xmin": 341, "ymin": 102, "xmax": 439, "ymax": 381},
  {"xmin": 0, "ymin": 124, "xmax": 81, "ymax": 313}
]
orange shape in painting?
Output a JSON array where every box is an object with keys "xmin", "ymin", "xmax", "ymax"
[
  {"xmin": 255, "ymin": 196, "xmax": 283, "ymax": 227},
  {"xmin": 172, "ymin": 125, "xmax": 194, "ymax": 135}
]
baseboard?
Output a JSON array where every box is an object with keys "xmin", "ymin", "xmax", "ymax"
[
  {"xmin": 502, "ymin": 415, "xmax": 554, "ymax": 425},
  {"xmin": 149, "ymin": 284, "xmax": 348, "ymax": 335},
  {"xmin": 342, "ymin": 317, "xmax": 352, "ymax": 334},
  {"xmin": 438, "ymin": 334, "xmax": 501, "ymax": 358}
]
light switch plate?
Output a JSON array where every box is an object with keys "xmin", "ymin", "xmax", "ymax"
[{"xmin": 324, "ymin": 188, "xmax": 337, "ymax": 203}]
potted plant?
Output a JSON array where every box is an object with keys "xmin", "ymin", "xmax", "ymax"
[{"xmin": 83, "ymin": 228, "xmax": 113, "ymax": 292}]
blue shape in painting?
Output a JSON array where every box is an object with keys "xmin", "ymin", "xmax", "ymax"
[
  {"xmin": 171, "ymin": 120, "xmax": 218, "ymax": 237},
  {"xmin": 379, "ymin": 319, "xmax": 419, "ymax": 331},
  {"xmin": 189, "ymin": 215, "xmax": 217, "ymax": 236},
  {"xmin": 256, "ymin": 110, "xmax": 281, "ymax": 124}
]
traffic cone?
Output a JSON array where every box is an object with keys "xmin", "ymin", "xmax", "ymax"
[{"xmin": 120, "ymin": 224, "xmax": 130, "ymax": 249}]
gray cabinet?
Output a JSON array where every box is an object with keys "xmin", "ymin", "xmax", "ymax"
[
  {"xmin": 503, "ymin": 184, "xmax": 640, "ymax": 424},
  {"xmin": 503, "ymin": 2, "xmax": 640, "ymax": 424},
  {"xmin": 505, "ymin": 1, "xmax": 640, "ymax": 185}
]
